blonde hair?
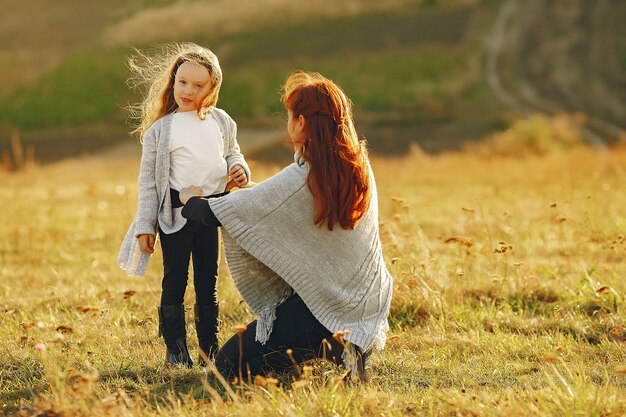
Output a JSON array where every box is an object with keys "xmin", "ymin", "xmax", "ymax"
[{"xmin": 127, "ymin": 42, "xmax": 222, "ymax": 140}]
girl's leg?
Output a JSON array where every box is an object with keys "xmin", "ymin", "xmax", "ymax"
[
  {"xmin": 158, "ymin": 223, "xmax": 195, "ymax": 367},
  {"xmin": 215, "ymin": 294, "xmax": 344, "ymax": 379},
  {"xmin": 190, "ymin": 222, "xmax": 220, "ymax": 363},
  {"xmin": 160, "ymin": 223, "xmax": 195, "ymax": 305},
  {"xmin": 191, "ymin": 222, "xmax": 219, "ymax": 306}
]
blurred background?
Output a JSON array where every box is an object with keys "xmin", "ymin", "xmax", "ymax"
[{"xmin": 0, "ymin": 0, "xmax": 624, "ymax": 167}]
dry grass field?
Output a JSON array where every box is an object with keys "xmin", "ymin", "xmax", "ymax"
[{"xmin": 1, "ymin": 136, "xmax": 625, "ymax": 416}]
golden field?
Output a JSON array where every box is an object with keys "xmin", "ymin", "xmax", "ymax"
[{"xmin": 1, "ymin": 141, "xmax": 625, "ymax": 416}]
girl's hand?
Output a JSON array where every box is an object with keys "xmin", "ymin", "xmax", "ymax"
[
  {"xmin": 179, "ymin": 185, "xmax": 203, "ymax": 205},
  {"xmin": 138, "ymin": 234, "xmax": 155, "ymax": 254},
  {"xmin": 227, "ymin": 179, "xmax": 257, "ymax": 190},
  {"xmin": 229, "ymin": 165, "xmax": 247, "ymax": 187}
]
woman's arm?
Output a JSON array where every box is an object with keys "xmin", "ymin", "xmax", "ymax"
[{"xmin": 181, "ymin": 196, "xmax": 222, "ymax": 227}]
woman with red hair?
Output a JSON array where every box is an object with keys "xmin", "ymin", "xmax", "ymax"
[{"xmin": 180, "ymin": 72, "xmax": 393, "ymax": 381}]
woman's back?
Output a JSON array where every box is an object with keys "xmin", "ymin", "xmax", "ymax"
[{"xmin": 208, "ymin": 152, "xmax": 391, "ymax": 350}]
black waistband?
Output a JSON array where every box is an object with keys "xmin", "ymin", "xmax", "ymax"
[{"xmin": 170, "ymin": 188, "xmax": 229, "ymax": 209}]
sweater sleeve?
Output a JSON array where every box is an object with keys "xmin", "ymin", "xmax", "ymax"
[
  {"xmin": 182, "ymin": 197, "xmax": 222, "ymax": 227},
  {"xmin": 221, "ymin": 112, "xmax": 251, "ymax": 185},
  {"xmin": 135, "ymin": 125, "xmax": 159, "ymax": 236}
]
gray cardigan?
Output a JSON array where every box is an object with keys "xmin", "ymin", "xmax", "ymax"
[
  {"xmin": 117, "ymin": 108, "xmax": 250, "ymax": 276},
  {"xmin": 205, "ymin": 153, "xmax": 393, "ymax": 352}
]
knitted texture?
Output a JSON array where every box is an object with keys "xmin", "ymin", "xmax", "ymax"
[
  {"xmin": 117, "ymin": 108, "xmax": 249, "ymax": 276},
  {"xmin": 208, "ymin": 153, "xmax": 393, "ymax": 351}
]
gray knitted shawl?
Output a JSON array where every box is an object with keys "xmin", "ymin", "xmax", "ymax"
[
  {"xmin": 117, "ymin": 108, "xmax": 249, "ymax": 276},
  {"xmin": 209, "ymin": 153, "xmax": 393, "ymax": 352}
]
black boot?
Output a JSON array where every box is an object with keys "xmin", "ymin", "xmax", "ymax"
[
  {"xmin": 158, "ymin": 305, "xmax": 193, "ymax": 368},
  {"xmin": 355, "ymin": 347, "xmax": 372, "ymax": 382},
  {"xmin": 341, "ymin": 344, "xmax": 372, "ymax": 383},
  {"xmin": 194, "ymin": 303, "xmax": 219, "ymax": 366}
]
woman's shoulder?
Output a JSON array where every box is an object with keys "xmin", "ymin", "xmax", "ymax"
[{"xmin": 258, "ymin": 160, "xmax": 308, "ymax": 192}]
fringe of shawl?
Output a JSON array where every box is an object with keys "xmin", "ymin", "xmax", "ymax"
[{"xmin": 255, "ymin": 306, "xmax": 277, "ymax": 344}]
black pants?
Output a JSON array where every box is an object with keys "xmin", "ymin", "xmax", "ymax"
[
  {"xmin": 215, "ymin": 294, "xmax": 345, "ymax": 378},
  {"xmin": 159, "ymin": 220, "xmax": 218, "ymax": 307}
]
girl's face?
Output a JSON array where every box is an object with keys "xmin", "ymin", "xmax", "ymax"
[
  {"xmin": 287, "ymin": 109, "xmax": 306, "ymax": 150},
  {"xmin": 173, "ymin": 61, "xmax": 212, "ymax": 112}
]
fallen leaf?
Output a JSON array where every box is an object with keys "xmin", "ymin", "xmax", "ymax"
[
  {"xmin": 76, "ymin": 306, "xmax": 99, "ymax": 314},
  {"xmin": 444, "ymin": 236, "xmax": 474, "ymax": 247},
  {"xmin": 543, "ymin": 353, "xmax": 557, "ymax": 363},
  {"xmin": 56, "ymin": 325, "xmax": 74, "ymax": 334},
  {"xmin": 20, "ymin": 322, "xmax": 36, "ymax": 331}
]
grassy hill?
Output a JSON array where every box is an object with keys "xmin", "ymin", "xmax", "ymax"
[
  {"xmin": 1, "ymin": 144, "xmax": 625, "ymax": 415},
  {"xmin": 0, "ymin": 0, "xmax": 505, "ymax": 163}
]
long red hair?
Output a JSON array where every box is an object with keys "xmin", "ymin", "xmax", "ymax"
[{"xmin": 282, "ymin": 71, "xmax": 370, "ymax": 231}]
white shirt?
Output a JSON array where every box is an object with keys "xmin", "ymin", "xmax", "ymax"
[{"xmin": 169, "ymin": 111, "xmax": 229, "ymax": 195}]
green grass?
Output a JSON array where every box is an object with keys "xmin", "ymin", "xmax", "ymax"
[
  {"xmin": 218, "ymin": 46, "xmax": 474, "ymax": 120},
  {"xmin": 0, "ymin": 40, "xmax": 487, "ymax": 156},
  {"xmin": 0, "ymin": 49, "xmax": 130, "ymax": 130}
]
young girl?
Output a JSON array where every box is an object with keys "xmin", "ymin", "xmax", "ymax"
[{"xmin": 117, "ymin": 43, "xmax": 250, "ymax": 367}]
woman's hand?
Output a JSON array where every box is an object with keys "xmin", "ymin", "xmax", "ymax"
[
  {"xmin": 138, "ymin": 234, "xmax": 155, "ymax": 254},
  {"xmin": 179, "ymin": 185, "xmax": 203, "ymax": 205}
]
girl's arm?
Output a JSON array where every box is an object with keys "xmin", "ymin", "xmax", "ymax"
[
  {"xmin": 135, "ymin": 126, "xmax": 160, "ymax": 236},
  {"xmin": 222, "ymin": 114, "xmax": 251, "ymax": 185},
  {"xmin": 181, "ymin": 197, "xmax": 222, "ymax": 227}
]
